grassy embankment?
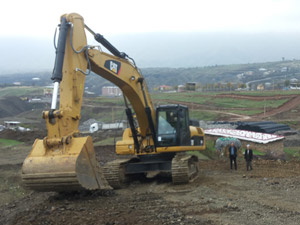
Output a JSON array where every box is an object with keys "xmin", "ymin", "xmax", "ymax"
[
  {"xmin": 0, "ymin": 86, "xmax": 43, "ymax": 97},
  {"xmin": 152, "ymin": 90, "xmax": 293, "ymax": 120},
  {"xmin": 0, "ymin": 86, "xmax": 296, "ymax": 122},
  {"xmin": 0, "ymin": 138, "xmax": 22, "ymax": 147},
  {"xmin": 84, "ymin": 90, "xmax": 300, "ymax": 145}
]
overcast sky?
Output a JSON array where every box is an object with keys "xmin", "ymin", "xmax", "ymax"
[
  {"xmin": 2, "ymin": 0, "xmax": 300, "ymax": 38},
  {"xmin": 1, "ymin": 0, "xmax": 300, "ymax": 74}
]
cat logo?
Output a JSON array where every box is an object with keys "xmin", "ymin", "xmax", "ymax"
[{"xmin": 104, "ymin": 60, "xmax": 121, "ymax": 75}]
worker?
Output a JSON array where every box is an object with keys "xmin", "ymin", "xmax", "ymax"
[
  {"xmin": 229, "ymin": 142, "xmax": 237, "ymax": 170},
  {"xmin": 244, "ymin": 144, "xmax": 253, "ymax": 171}
]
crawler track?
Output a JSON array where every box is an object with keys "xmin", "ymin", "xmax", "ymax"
[
  {"xmin": 171, "ymin": 154, "xmax": 199, "ymax": 184},
  {"xmin": 103, "ymin": 159, "xmax": 131, "ymax": 189}
]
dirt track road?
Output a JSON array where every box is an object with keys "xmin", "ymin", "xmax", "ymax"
[
  {"xmin": 1, "ymin": 145, "xmax": 300, "ymax": 225},
  {"xmin": 158, "ymin": 93, "xmax": 300, "ymax": 121},
  {"xmin": 255, "ymin": 95, "xmax": 300, "ymax": 119}
]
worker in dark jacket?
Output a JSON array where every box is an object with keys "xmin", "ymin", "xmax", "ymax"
[
  {"xmin": 229, "ymin": 142, "xmax": 237, "ymax": 170},
  {"xmin": 244, "ymin": 144, "xmax": 253, "ymax": 171}
]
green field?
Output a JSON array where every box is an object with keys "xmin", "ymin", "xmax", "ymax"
[
  {"xmin": 0, "ymin": 86, "xmax": 43, "ymax": 97},
  {"xmin": 150, "ymin": 90, "xmax": 297, "ymax": 121},
  {"xmin": 284, "ymin": 147, "xmax": 300, "ymax": 159},
  {"xmin": 152, "ymin": 91, "xmax": 290, "ymax": 108},
  {"xmin": 1, "ymin": 86, "xmax": 298, "ymax": 126},
  {"xmin": 79, "ymin": 90, "xmax": 299, "ymax": 123},
  {"xmin": 233, "ymin": 90, "xmax": 300, "ymax": 96},
  {"xmin": 0, "ymin": 139, "xmax": 22, "ymax": 147},
  {"xmin": 86, "ymin": 97, "xmax": 124, "ymax": 105},
  {"xmin": 212, "ymin": 98, "xmax": 288, "ymax": 109}
]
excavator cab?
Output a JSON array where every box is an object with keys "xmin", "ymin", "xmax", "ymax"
[{"xmin": 156, "ymin": 105, "xmax": 191, "ymax": 147}]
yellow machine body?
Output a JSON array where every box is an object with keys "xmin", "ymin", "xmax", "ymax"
[
  {"xmin": 116, "ymin": 126, "xmax": 205, "ymax": 155},
  {"xmin": 22, "ymin": 13, "xmax": 205, "ymax": 191},
  {"xmin": 21, "ymin": 13, "xmax": 111, "ymax": 191}
]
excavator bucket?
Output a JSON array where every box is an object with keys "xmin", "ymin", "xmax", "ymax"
[{"xmin": 21, "ymin": 136, "xmax": 112, "ymax": 192}]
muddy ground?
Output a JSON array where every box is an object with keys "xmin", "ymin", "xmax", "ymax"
[{"xmin": 0, "ymin": 132, "xmax": 300, "ymax": 225}]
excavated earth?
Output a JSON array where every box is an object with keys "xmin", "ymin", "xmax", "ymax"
[
  {"xmin": 1, "ymin": 92, "xmax": 300, "ymax": 225},
  {"xmin": 0, "ymin": 130, "xmax": 300, "ymax": 225}
]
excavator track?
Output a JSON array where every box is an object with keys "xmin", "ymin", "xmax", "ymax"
[
  {"xmin": 103, "ymin": 159, "xmax": 132, "ymax": 189},
  {"xmin": 171, "ymin": 153, "xmax": 199, "ymax": 184}
]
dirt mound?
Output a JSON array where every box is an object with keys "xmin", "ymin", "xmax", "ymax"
[{"xmin": 0, "ymin": 97, "xmax": 32, "ymax": 118}]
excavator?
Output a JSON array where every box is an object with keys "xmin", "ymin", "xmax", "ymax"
[{"xmin": 21, "ymin": 13, "xmax": 205, "ymax": 191}]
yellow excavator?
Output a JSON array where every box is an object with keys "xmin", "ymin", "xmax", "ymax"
[{"xmin": 21, "ymin": 13, "xmax": 205, "ymax": 191}]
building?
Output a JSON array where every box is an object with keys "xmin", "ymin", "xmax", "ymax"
[
  {"xmin": 158, "ymin": 85, "xmax": 172, "ymax": 92},
  {"xmin": 244, "ymin": 71, "xmax": 254, "ymax": 76},
  {"xmin": 44, "ymin": 88, "xmax": 53, "ymax": 97},
  {"xmin": 102, "ymin": 86, "xmax": 122, "ymax": 97},
  {"xmin": 177, "ymin": 85, "xmax": 185, "ymax": 92},
  {"xmin": 290, "ymin": 78, "xmax": 300, "ymax": 89},
  {"xmin": 281, "ymin": 67, "xmax": 288, "ymax": 72},
  {"xmin": 257, "ymin": 84, "xmax": 264, "ymax": 90},
  {"xmin": 101, "ymin": 121, "xmax": 127, "ymax": 130},
  {"xmin": 4, "ymin": 121, "xmax": 21, "ymax": 129},
  {"xmin": 186, "ymin": 82, "xmax": 199, "ymax": 91},
  {"xmin": 259, "ymin": 68, "xmax": 267, "ymax": 72}
]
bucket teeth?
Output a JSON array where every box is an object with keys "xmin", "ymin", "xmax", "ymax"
[{"xmin": 22, "ymin": 172, "xmax": 82, "ymax": 192}]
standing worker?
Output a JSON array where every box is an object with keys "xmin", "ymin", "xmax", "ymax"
[
  {"xmin": 244, "ymin": 144, "xmax": 253, "ymax": 171},
  {"xmin": 229, "ymin": 142, "xmax": 237, "ymax": 170}
]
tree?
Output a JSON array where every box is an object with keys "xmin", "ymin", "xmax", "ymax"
[
  {"xmin": 238, "ymin": 83, "xmax": 247, "ymax": 89},
  {"xmin": 284, "ymin": 79, "xmax": 290, "ymax": 87}
]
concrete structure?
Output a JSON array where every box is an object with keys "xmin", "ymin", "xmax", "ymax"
[
  {"xmin": 290, "ymin": 78, "xmax": 300, "ymax": 89},
  {"xmin": 4, "ymin": 121, "xmax": 21, "ymax": 129},
  {"xmin": 102, "ymin": 121, "xmax": 127, "ymax": 130},
  {"xmin": 205, "ymin": 128, "xmax": 285, "ymax": 157},
  {"xmin": 186, "ymin": 82, "xmax": 199, "ymax": 91},
  {"xmin": 102, "ymin": 86, "xmax": 122, "ymax": 97},
  {"xmin": 177, "ymin": 85, "xmax": 185, "ymax": 92}
]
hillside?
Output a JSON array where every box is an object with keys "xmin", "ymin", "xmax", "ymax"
[{"xmin": 1, "ymin": 60, "xmax": 300, "ymax": 95}]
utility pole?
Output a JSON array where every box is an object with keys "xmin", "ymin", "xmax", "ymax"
[{"xmin": 264, "ymin": 98, "xmax": 266, "ymax": 116}]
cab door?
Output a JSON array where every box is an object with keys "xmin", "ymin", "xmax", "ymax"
[{"xmin": 178, "ymin": 107, "xmax": 191, "ymax": 146}]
